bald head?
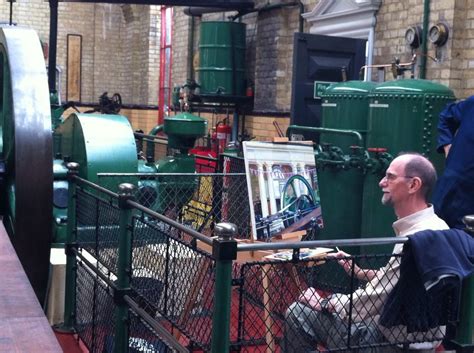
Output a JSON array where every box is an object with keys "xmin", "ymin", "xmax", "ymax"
[{"xmin": 396, "ymin": 153, "xmax": 437, "ymax": 201}]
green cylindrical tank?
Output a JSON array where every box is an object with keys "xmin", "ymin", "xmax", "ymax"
[
  {"xmin": 321, "ymin": 81, "xmax": 376, "ymax": 148},
  {"xmin": 361, "ymin": 79, "xmax": 455, "ymax": 240},
  {"xmin": 197, "ymin": 21, "xmax": 246, "ymax": 96},
  {"xmin": 318, "ymin": 81, "xmax": 377, "ymax": 242}
]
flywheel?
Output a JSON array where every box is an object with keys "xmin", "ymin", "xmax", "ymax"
[{"xmin": 0, "ymin": 26, "xmax": 53, "ymax": 305}]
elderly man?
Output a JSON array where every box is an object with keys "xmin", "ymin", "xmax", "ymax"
[{"xmin": 282, "ymin": 153, "xmax": 449, "ymax": 353}]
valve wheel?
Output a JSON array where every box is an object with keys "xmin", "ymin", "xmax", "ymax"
[
  {"xmin": 280, "ymin": 175, "xmax": 318, "ymax": 227},
  {"xmin": 0, "ymin": 27, "xmax": 53, "ymax": 304}
]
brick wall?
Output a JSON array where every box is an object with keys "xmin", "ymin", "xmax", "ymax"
[
  {"xmin": 6, "ymin": 0, "xmax": 474, "ymax": 143},
  {"xmin": 171, "ymin": 7, "xmax": 191, "ymax": 87},
  {"xmin": 1, "ymin": 2, "xmax": 159, "ymax": 105},
  {"xmin": 373, "ymin": 0, "xmax": 474, "ymax": 98}
]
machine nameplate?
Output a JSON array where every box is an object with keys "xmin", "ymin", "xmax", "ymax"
[{"xmin": 369, "ymin": 103, "xmax": 389, "ymax": 108}]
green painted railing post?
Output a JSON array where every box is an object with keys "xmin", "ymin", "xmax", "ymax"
[
  {"xmin": 452, "ymin": 215, "xmax": 474, "ymax": 348},
  {"xmin": 61, "ymin": 162, "xmax": 80, "ymax": 332},
  {"xmin": 114, "ymin": 183, "xmax": 135, "ymax": 353},
  {"xmin": 211, "ymin": 223, "xmax": 237, "ymax": 353}
]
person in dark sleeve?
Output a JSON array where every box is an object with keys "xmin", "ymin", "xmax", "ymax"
[{"xmin": 433, "ymin": 96, "xmax": 474, "ymax": 229}]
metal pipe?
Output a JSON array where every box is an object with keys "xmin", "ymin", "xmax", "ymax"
[
  {"xmin": 48, "ymin": 0, "xmax": 58, "ymax": 93},
  {"xmin": 420, "ymin": 0, "xmax": 430, "ymax": 79},
  {"xmin": 359, "ymin": 56, "xmax": 416, "ymax": 81},
  {"xmin": 366, "ymin": 26, "xmax": 375, "ymax": 81},
  {"xmin": 231, "ymin": 1, "xmax": 299, "ymax": 21},
  {"xmin": 286, "ymin": 125, "xmax": 364, "ymax": 147},
  {"xmin": 183, "ymin": 7, "xmax": 230, "ymax": 16},
  {"xmin": 9, "ymin": 0, "xmax": 13, "ymax": 25},
  {"xmin": 133, "ymin": 131, "xmax": 167, "ymax": 143},
  {"xmin": 129, "ymin": 200, "xmax": 214, "ymax": 245},
  {"xmin": 73, "ymin": 175, "xmax": 119, "ymax": 198},
  {"xmin": 97, "ymin": 172, "xmax": 244, "ymax": 177},
  {"xmin": 232, "ymin": 110, "xmax": 239, "ymax": 142},
  {"xmin": 187, "ymin": 15, "xmax": 195, "ymax": 80},
  {"xmin": 298, "ymin": 1, "xmax": 304, "ymax": 33},
  {"xmin": 123, "ymin": 296, "xmax": 188, "ymax": 353},
  {"xmin": 148, "ymin": 124, "xmax": 164, "ymax": 136},
  {"xmin": 237, "ymin": 236, "xmax": 408, "ymax": 252}
]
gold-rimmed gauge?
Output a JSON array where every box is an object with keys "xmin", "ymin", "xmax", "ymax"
[
  {"xmin": 429, "ymin": 23, "xmax": 449, "ymax": 46},
  {"xmin": 405, "ymin": 26, "xmax": 422, "ymax": 49}
]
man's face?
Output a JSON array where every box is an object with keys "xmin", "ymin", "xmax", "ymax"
[{"xmin": 379, "ymin": 157, "xmax": 412, "ymax": 206}]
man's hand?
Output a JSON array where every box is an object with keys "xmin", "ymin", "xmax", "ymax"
[
  {"xmin": 298, "ymin": 287, "xmax": 322, "ymax": 310},
  {"xmin": 327, "ymin": 250, "xmax": 377, "ymax": 281},
  {"xmin": 327, "ymin": 250, "xmax": 356, "ymax": 275},
  {"xmin": 298, "ymin": 287, "xmax": 335, "ymax": 312}
]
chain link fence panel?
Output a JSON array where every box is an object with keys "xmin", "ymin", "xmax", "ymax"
[{"xmin": 97, "ymin": 173, "xmax": 251, "ymax": 239}]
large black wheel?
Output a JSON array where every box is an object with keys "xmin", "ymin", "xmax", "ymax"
[{"xmin": 0, "ymin": 27, "xmax": 53, "ymax": 305}]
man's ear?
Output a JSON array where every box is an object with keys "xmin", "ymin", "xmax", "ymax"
[{"xmin": 408, "ymin": 176, "xmax": 422, "ymax": 194}]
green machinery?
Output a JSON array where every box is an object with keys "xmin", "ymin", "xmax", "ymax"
[
  {"xmin": 0, "ymin": 26, "xmax": 207, "ymax": 304},
  {"xmin": 197, "ymin": 21, "xmax": 246, "ymax": 96},
  {"xmin": 361, "ymin": 79, "xmax": 455, "ymax": 238},
  {"xmin": 138, "ymin": 113, "xmax": 207, "ymax": 212},
  {"xmin": 314, "ymin": 81, "xmax": 377, "ymax": 241},
  {"xmin": 288, "ymin": 79, "xmax": 455, "ymax": 242}
]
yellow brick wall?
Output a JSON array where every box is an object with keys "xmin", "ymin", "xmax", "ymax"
[{"xmin": 373, "ymin": 0, "xmax": 474, "ymax": 98}]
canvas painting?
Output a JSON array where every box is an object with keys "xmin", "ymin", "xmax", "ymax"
[{"xmin": 242, "ymin": 141, "xmax": 323, "ymax": 241}]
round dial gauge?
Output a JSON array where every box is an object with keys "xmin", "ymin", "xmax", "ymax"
[
  {"xmin": 405, "ymin": 26, "xmax": 421, "ymax": 48},
  {"xmin": 429, "ymin": 23, "xmax": 449, "ymax": 46}
]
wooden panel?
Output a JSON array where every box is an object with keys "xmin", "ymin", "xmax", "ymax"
[
  {"xmin": 0, "ymin": 222, "xmax": 63, "ymax": 352},
  {"xmin": 66, "ymin": 34, "xmax": 82, "ymax": 101}
]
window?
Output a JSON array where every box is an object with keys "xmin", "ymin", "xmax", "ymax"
[{"xmin": 158, "ymin": 6, "xmax": 173, "ymax": 123}]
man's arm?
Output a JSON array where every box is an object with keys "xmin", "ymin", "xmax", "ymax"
[
  {"xmin": 437, "ymin": 96, "xmax": 474, "ymax": 154},
  {"xmin": 328, "ymin": 250, "xmax": 377, "ymax": 281}
]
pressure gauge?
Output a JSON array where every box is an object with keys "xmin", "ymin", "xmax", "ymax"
[
  {"xmin": 405, "ymin": 26, "xmax": 422, "ymax": 49},
  {"xmin": 429, "ymin": 23, "xmax": 449, "ymax": 46}
]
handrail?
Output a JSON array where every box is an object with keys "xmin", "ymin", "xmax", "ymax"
[
  {"xmin": 286, "ymin": 125, "xmax": 364, "ymax": 147},
  {"xmin": 128, "ymin": 200, "xmax": 214, "ymax": 246},
  {"xmin": 97, "ymin": 172, "xmax": 245, "ymax": 177},
  {"xmin": 73, "ymin": 175, "xmax": 118, "ymax": 198},
  {"xmin": 237, "ymin": 236, "xmax": 408, "ymax": 252},
  {"xmin": 123, "ymin": 295, "xmax": 189, "ymax": 353}
]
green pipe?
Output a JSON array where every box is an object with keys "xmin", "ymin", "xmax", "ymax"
[
  {"xmin": 148, "ymin": 124, "xmax": 164, "ymax": 136},
  {"xmin": 62, "ymin": 163, "xmax": 79, "ymax": 332},
  {"xmin": 146, "ymin": 124, "xmax": 164, "ymax": 160},
  {"xmin": 286, "ymin": 125, "xmax": 364, "ymax": 147},
  {"xmin": 113, "ymin": 183, "xmax": 135, "ymax": 353},
  {"xmin": 420, "ymin": 0, "xmax": 430, "ymax": 79}
]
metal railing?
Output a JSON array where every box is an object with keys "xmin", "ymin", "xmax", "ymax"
[
  {"xmin": 62, "ymin": 163, "xmax": 462, "ymax": 353},
  {"xmin": 97, "ymin": 172, "xmax": 251, "ymax": 239}
]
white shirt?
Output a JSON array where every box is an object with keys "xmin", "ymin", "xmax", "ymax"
[{"xmin": 333, "ymin": 205, "xmax": 449, "ymax": 348}]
